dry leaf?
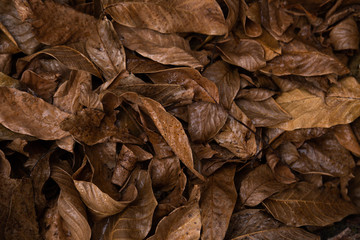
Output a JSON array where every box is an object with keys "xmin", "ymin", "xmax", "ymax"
[
  {"xmin": 115, "ymin": 24, "xmax": 206, "ymax": 68},
  {"xmin": 188, "ymin": 102, "xmax": 228, "ymax": 142},
  {"xmin": 86, "ymin": 17, "xmax": 126, "ymax": 80},
  {"xmin": 263, "ymin": 182, "xmax": 358, "ymax": 227},
  {"xmin": 240, "ymin": 164, "xmax": 288, "ymax": 207},
  {"xmin": 226, "ymin": 209, "xmax": 319, "ymax": 240},
  {"xmin": 200, "ymin": 166, "xmax": 237, "ymax": 240},
  {"xmin": 273, "ymin": 77, "xmax": 360, "ymax": 130},
  {"xmin": 104, "ymin": 0, "xmax": 227, "ymax": 35},
  {"xmin": 0, "ymin": 87, "xmax": 69, "ymax": 140},
  {"xmin": 330, "ymin": 16, "xmax": 359, "ymax": 50},
  {"xmin": 92, "ymin": 169, "xmax": 157, "ymax": 240}
]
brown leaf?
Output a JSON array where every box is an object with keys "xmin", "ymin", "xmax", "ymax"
[
  {"xmin": 74, "ymin": 180, "xmax": 137, "ymax": 221},
  {"xmin": 18, "ymin": 45, "xmax": 101, "ymax": 78},
  {"xmin": 150, "ymin": 156, "xmax": 181, "ymax": 192},
  {"xmin": 202, "ymin": 61, "xmax": 241, "ymax": 109},
  {"xmin": 112, "ymin": 145, "xmax": 138, "ymax": 187},
  {"xmin": 218, "ymin": 35, "xmax": 266, "ymax": 72},
  {"xmin": 332, "ymin": 124, "xmax": 360, "ymax": 157},
  {"xmin": 272, "ymin": 77, "xmax": 360, "ymax": 130},
  {"xmin": 330, "ymin": 16, "xmax": 359, "ymax": 50},
  {"xmin": 148, "ymin": 186, "xmax": 201, "ymax": 240},
  {"xmin": 261, "ymin": 40, "xmax": 349, "ymax": 76},
  {"xmin": 60, "ymin": 109, "xmax": 117, "ymax": 145},
  {"xmin": 20, "ymin": 69, "xmax": 58, "ymax": 101},
  {"xmin": 115, "ymin": 24, "xmax": 206, "ymax": 68},
  {"xmin": 295, "ymin": 133, "xmax": 355, "ymax": 177},
  {"xmin": 0, "ymin": 87, "xmax": 69, "ymax": 140},
  {"xmin": 86, "ymin": 17, "xmax": 126, "ymax": 80},
  {"xmin": 53, "ymin": 70, "xmax": 92, "ymax": 113},
  {"xmin": 266, "ymin": 151, "xmax": 297, "ymax": 185},
  {"xmin": 236, "ymin": 97, "xmax": 291, "ymax": 127},
  {"xmin": 214, "ymin": 104, "xmax": 256, "ymax": 159},
  {"xmin": 240, "ymin": 0, "xmax": 262, "ymax": 37},
  {"xmin": 224, "ymin": 0, "xmax": 240, "ymax": 33},
  {"xmin": 236, "ymin": 88, "xmax": 277, "ymax": 101},
  {"xmin": 0, "ymin": 71, "xmax": 21, "ymax": 88},
  {"xmin": 122, "ymin": 92, "xmax": 205, "ymax": 180},
  {"xmin": 0, "ymin": 21, "xmax": 20, "ymax": 54},
  {"xmin": 17, "ymin": 0, "xmax": 96, "ymax": 45},
  {"xmin": 200, "ymin": 165, "xmax": 237, "ymax": 240},
  {"xmin": 188, "ymin": 102, "xmax": 228, "ymax": 142},
  {"xmin": 263, "ymin": 182, "xmax": 358, "ymax": 227},
  {"xmin": 104, "ymin": 0, "xmax": 227, "ymax": 35},
  {"xmin": 92, "ymin": 169, "xmax": 157, "ymax": 240},
  {"xmin": 226, "ymin": 209, "xmax": 320, "ymax": 240},
  {"xmin": 240, "ymin": 164, "xmax": 288, "ymax": 207},
  {"xmin": 0, "ymin": 0, "xmax": 40, "ymax": 54},
  {"xmin": 40, "ymin": 200, "xmax": 67, "ymax": 240},
  {"xmin": 51, "ymin": 162, "xmax": 91, "ymax": 240},
  {"xmin": 126, "ymin": 50, "xmax": 167, "ymax": 74},
  {"xmin": 349, "ymin": 167, "xmax": 360, "ymax": 209},
  {"xmin": 148, "ymin": 68, "xmax": 219, "ymax": 103}
]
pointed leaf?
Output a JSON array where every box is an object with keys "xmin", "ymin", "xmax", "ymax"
[
  {"xmin": 263, "ymin": 182, "xmax": 358, "ymax": 227},
  {"xmin": 0, "ymin": 87, "xmax": 69, "ymax": 140},
  {"xmin": 104, "ymin": 0, "xmax": 227, "ymax": 35},
  {"xmin": 200, "ymin": 166, "xmax": 237, "ymax": 240}
]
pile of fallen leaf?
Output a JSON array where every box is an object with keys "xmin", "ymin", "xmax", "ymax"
[{"xmin": 1, "ymin": 0, "xmax": 360, "ymax": 239}]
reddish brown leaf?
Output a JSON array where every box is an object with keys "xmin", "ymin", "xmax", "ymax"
[{"xmin": 330, "ymin": 16, "xmax": 359, "ymax": 50}]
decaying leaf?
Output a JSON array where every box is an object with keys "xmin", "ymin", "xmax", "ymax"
[
  {"xmin": 263, "ymin": 182, "xmax": 358, "ymax": 227},
  {"xmin": 330, "ymin": 16, "xmax": 359, "ymax": 50}
]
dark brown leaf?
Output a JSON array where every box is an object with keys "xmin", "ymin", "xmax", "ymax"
[
  {"xmin": 200, "ymin": 165, "xmax": 237, "ymax": 240},
  {"xmin": 330, "ymin": 16, "xmax": 359, "ymax": 50},
  {"xmin": 188, "ymin": 102, "xmax": 228, "ymax": 142},
  {"xmin": 263, "ymin": 182, "xmax": 358, "ymax": 227}
]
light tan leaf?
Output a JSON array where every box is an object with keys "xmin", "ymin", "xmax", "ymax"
[
  {"xmin": 92, "ymin": 169, "xmax": 157, "ymax": 240},
  {"xmin": 115, "ymin": 24, "xmax": 205, "ymax": 68},
  {"xmin": 0, "ymin": 87, "xmax": 69, "ymax": 140},
  {"xmin": 86, "ymin": 17, "xmax": 126, "ymax": 80},
  {"xmin": 148, "ymin": 188, "xmax": 201, "ymax": 240},
  {"xmin": 261, "ymin": 40, "xmax": 349, "ymax": 76},
  {"xmin": 202, "ymin": 61, "xmax": 241, "ymax": 109},
  {"xmin": 240, "ymin": 164, "xmax": 288, "ymax": 207},
  {"xmin": 236, "ymin": 97, "xmax": 291, "ymax": 127},
  {"xmin": 188, "ymin": 102, "xmax": 228, "ymax": 142},
  {"xmin": 330, "ymin": 16, "xmax": 359, "ymax": 50},
  {"xmin": 0, "ymin": 0, "xmax": 40, "ymax": 54},
  {"xmin": 200, "ymin": 166, "xmax": 237, "ymax": 240},
  {"xmin": 218, "ymin": 35, "xmax": 266, "ymax": 72},
  {"xmin": 226, "ymin": 209, "xmax": 319, "ymax": 240},
  {"xmin": 18, "ymin": 45, "xmax": 101, "ymax": 77},
  {"xmin": 74, "ymin": 180, "xmax": 137, "ymax": 221},
  {"xmin": 104, "ymin": 0, "xmax": 227, "ymax": 35},
  {"xmin": 263, "ymin": 182, "xmax": 358, "ymax": 227},
  {"xmin": 51, "ymin": 163, "xmax": 91, "ymax": 240},
  {"xmin": 272, "ymin": 77, "xmax": 360, "ymax": 130}
]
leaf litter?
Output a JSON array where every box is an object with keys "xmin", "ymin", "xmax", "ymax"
[{"xmin": 1, "ymin": 0, "xmax": 360, "ymax": 239}]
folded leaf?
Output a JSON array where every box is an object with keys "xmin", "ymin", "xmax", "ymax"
[
  {"xmin": 74, "ymin": 180, "xmax": 137, "ymax": 221},
  {"xmin": 104, "ymin": 0, "xmax": 227, "ymax": 35},
  {"xmin": 330, "ymin": 17, "xmax": 359, "ymax": 50},
  {"xmin": 272, "ymin": 77, "xmax": 360, "ymax": 130},
  {"xmin": 263, "ymin": 182, "xmax": 358, "ymax": 227},
  {"xmin": 92, "ymin": 169, "xmax": 157, "ymax": 240}
]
